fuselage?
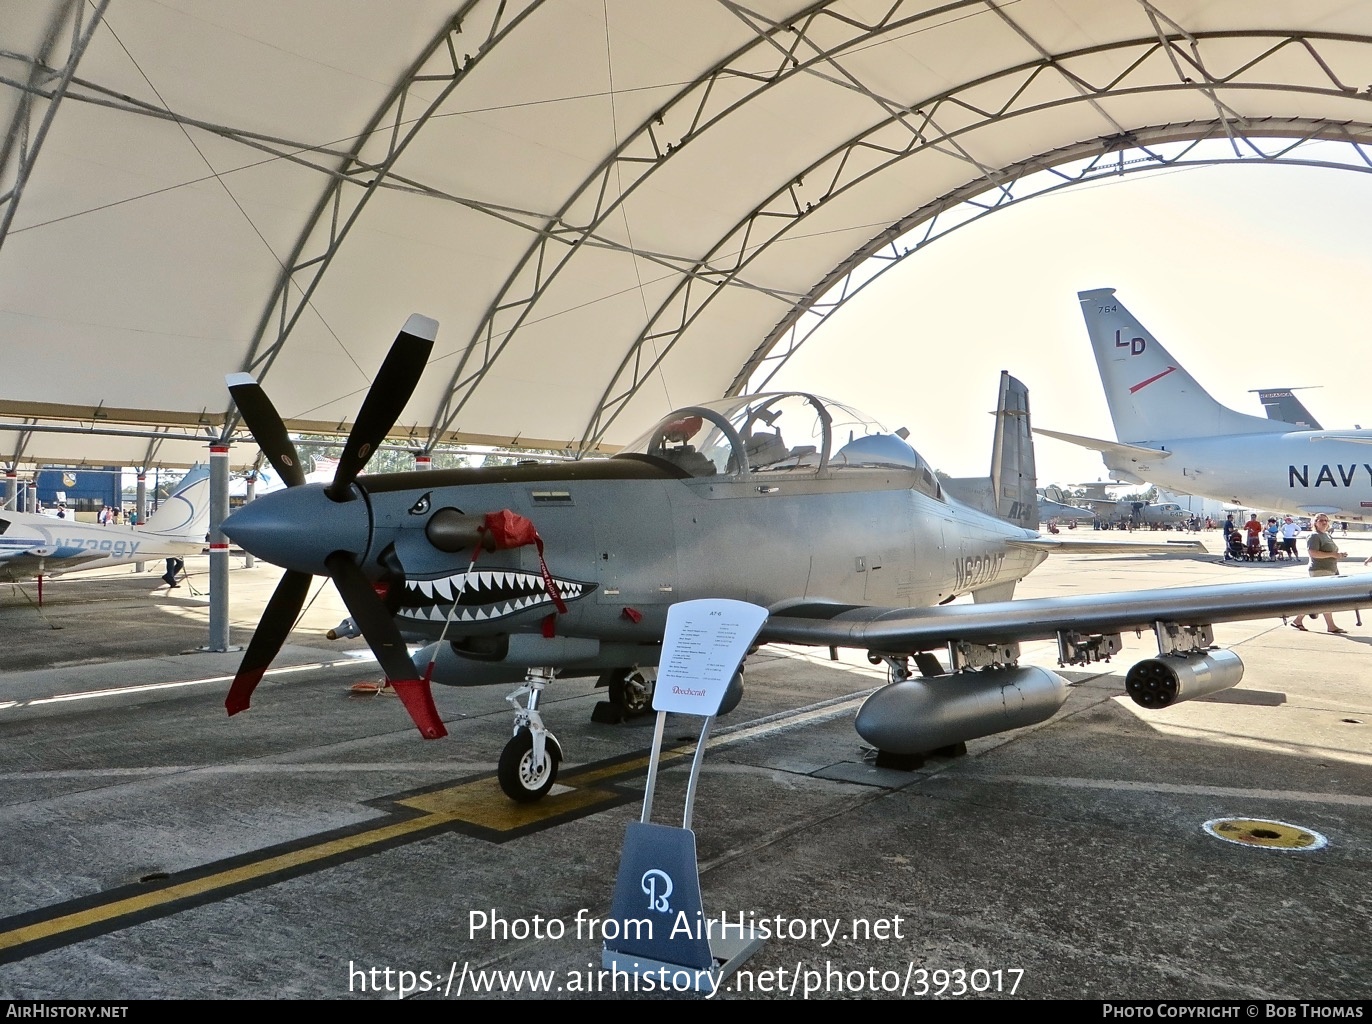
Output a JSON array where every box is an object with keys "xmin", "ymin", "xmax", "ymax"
[
  {"xmin": 1107, "ymin": 432, "xmax": 1372, "ymax": 519},
  {"xmin": 224, "ymin": 460, "xmax": 1046, "ymax": 647},
  {"xmin": 0, "ymin": 512, "xmax": 203, "ymax": 581},
  {"xmin": 221, "ymin": 390, "xmax": 1054, "ymax": 688}
]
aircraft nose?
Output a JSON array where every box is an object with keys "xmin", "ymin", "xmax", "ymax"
[{"xmin": 223, "ymin": 484, "xmax": 370, "ymax": 573}]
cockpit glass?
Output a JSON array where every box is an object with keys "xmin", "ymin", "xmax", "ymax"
[{"xmin": 617, "ymin": 393, "xmax": 940, "ymax": 497}]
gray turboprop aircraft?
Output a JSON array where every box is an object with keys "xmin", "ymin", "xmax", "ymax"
[
  {"xmin": 1077, "ymin": 497, "xmax": 1189, "ymax": 528},
  {"xmin": 220, "ymin": 315, "xmax": 1372, "ymax": 802},
  {"xmin": 1037, "ymin": 288, "xmax": 1372, "ymax": 520},
  {"xmin": 1036, "ymin": 486, "xmax": 1097, "ymax": 526}
]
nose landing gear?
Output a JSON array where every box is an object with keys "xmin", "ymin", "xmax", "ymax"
[{"xmin": 498, "ymin": 668, "xmax": 563, "ymax": 802}]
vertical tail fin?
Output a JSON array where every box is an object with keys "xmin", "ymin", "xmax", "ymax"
[
  {"xmin": 142, "ymin": 465, "xmax": 211, "ymax": 540},
  {"xmin": 1255, "ymin": 388, "xmax": 1322, "ymax": 430},
  {"xmin": 990, "ymin": 370, "xmax": 1037, "ymax": 529},
  {"xmin": 941, "ymin": 371, "xmax": 1038, "ymax": 528},
  {"xmin": 1078, "ymin": 288, "xmax": 1275, "ymax": 441}
]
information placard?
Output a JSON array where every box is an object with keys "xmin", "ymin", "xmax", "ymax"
[{"xmin": 652, "ymin": 599, "xmax": 768, "ymax": 716}]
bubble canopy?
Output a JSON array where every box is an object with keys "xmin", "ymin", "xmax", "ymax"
[{"xmin": 617, "ymin": 393, "xmax": 943, "ymax": 496}]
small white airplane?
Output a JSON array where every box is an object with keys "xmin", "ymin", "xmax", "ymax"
[
  {"xmin": 0, "ymin": 466, "xmax": 211, "ymax": 583},
  {"xmin": 1036, "ymin": 288, "xmax": 1372, "ymax": 521}
]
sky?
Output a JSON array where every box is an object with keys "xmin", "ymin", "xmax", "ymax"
[{"xmin": 766, "ymin": 152, "xmax": 1372, "ymax": 492}]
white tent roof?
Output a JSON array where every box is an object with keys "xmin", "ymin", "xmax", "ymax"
[{"xmin": 4, "ymin": 0, "xmax": 1370, "ymax": 469}]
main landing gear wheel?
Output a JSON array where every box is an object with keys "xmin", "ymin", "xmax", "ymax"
[
  {"xmin": 606, "ymin": 669, "xmax": 654, "ymax": 717},
  {"xmin": 497, "ymin": 728, "xmax": 560, "ymax": 802},
  {"xmin": 719, "ymin": 671, "xmax": 743, "ymax": 715}
]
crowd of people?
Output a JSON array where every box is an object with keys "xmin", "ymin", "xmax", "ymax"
[
  {"xmin": 1221, "ymin": 512, "xmax": 1309, "ymax": 562},
  {"xmin": 1217, "ymin": 511, "xmax": 1365, "ymax": 634}
]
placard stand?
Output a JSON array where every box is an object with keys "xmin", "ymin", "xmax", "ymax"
[{"xmin": 602, "ymin": 599, "xmax": 768, "ymax": 993}]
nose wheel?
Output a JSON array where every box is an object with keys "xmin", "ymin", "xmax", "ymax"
[
  {"xmin": 499, "ymin": 669, "xmax": 563, "ymax": 802},
  {"xmin": 498, "ymin": 727, "xmax": 560, "ymax": 802}
]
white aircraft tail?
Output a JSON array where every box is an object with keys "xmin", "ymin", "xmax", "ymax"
[
  {"xmin": 1078, "ymin": 288, "xmax": 1276, "ymax": 442},
  {"xmin": 942, "ymin": 371, "xmax": 1038, "ymax": 529},
  {"xmin": 142, "ymin": 465, "xmax": 211, "ymax": 541}
]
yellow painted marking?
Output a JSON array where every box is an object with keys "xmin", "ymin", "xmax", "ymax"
[
  {"xmin": 398, "ymin": 777, "xmax": 619, "ymax": 828},
  {"xmin": 1207, "ymin": 818, "xmax": 1324, "ymax": 850},
  {"xmin": 0, "ymin": 690, "xmax": 876, "ymax": 957},
  {"xmin": 0, "ymin": 812, "xmax": 437, "ymax": 952}
]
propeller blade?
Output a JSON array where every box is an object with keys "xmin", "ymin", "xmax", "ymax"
[
  {"xmin": 226, "ymin": 568, "xmax": 312, "ymax": 715},
  {"xmin": 327, "ymin": 314, "xmax": 437, "ymax": 501},
  {"xmin": 226, "ymin": 373, "xmax": 307, "ymax": 488},
  {"xmin": 325, "ymin": 551, "xmax": 447, "ymax": 739}
]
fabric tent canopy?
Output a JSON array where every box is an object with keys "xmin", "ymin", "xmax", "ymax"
[{"xmin": 3, "ymin": 0, "xmax": 1370, "ymax": 469}]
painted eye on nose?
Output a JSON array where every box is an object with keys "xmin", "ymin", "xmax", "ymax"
[{"xmin": 408, "ymin": 492, "xmax": 432, "ymax": 515}]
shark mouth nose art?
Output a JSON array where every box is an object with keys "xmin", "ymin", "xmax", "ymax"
[{"xmin": 396, "ymin": 569, "xmax": 594, "ymax": 624}]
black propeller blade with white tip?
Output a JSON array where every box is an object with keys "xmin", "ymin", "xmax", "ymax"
[
  {"xmin": 327, "ymin": 313, "xmax": 437, "ymax": 502},
  {"xmin": 225, "ymin": 373, "xmax": 306, "ymax": 488},
  {"xmin": 224, "ymin": 313, "xmax": 446, "ymax": 740}
]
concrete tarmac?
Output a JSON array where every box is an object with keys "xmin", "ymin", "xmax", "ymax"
[{"xmin": 0, "ymin": 536, "xmax": 1368, "ymax": 1001}]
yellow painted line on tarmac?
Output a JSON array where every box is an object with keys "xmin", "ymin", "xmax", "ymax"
[
  {"xmin": 0, "ymin": 812, "xmax": 440, "ymax": 953},
  {"xmin": 0, "ymin": 689, "xmax": 875, "ymax": 962}
]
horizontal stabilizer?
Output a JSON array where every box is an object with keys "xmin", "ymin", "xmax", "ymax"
[
  {"xmin": 1307, "ymin": 432, "xmax": 1372, "ymax": 446},
  {"xmin": 1007, "ymin": 537, "xmax": 1205, "ymax": 555},
  {"xmin": 1033, "ymin": 427, "xmax": 1171, "ymax": 462}
]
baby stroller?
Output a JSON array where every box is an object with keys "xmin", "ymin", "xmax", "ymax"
[
  {"xmin": 1245, "ymin": 531, "xmax": 1263, "ymax": 561},
  {"xmin": 1225, "ymin": 530, "xmax": 1245, "ymax": 561}
]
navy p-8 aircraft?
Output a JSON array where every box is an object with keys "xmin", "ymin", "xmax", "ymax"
[
  {"xmin": 219, "ymin": 316, "xmax": 1371, "ymax": 802},
  {"xmin": 1038, "ymin": 288, "xmax": 1372, "ymax": 520}
]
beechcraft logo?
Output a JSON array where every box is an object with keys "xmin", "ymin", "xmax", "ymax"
[{"xmin": 641, "ymin": 869, "xmax": 673, "ymax": 912}]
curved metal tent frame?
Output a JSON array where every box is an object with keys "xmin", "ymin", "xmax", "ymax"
[
  {"xmin": 3, "ymin": 1, "xmax": 1372, "ymax": 471},
  {"xmin": 733, "ymin": 121, "xmax": 1372, "ymax": 397}
]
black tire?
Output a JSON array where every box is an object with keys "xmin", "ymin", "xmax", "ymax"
[
  {"xmin": 497, "ymin": 728, "xmax": 559, "ymax": 802},
  {"xmin": 607, "ymin": 669, "xmax": 654, "ymax": 717}
]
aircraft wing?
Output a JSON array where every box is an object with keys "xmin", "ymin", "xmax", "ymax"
[
  {"xmin": 761, "ymin": 575, "xmax": 1372, "ymax": 652},
  {"xmin": 1032, "ymin": 428, "xmax": 1171, "ymax": 461}
]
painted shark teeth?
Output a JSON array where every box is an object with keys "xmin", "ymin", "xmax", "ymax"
[{"xmin": 395, "ymin": 568, "xmax": 594, "ymax": 624}]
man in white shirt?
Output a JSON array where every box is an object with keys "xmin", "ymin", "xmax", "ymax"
[{"xmin": 1279, "ymin": 515, "xmax": 1300, "ymax": 561}]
